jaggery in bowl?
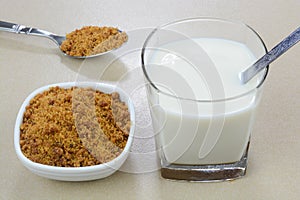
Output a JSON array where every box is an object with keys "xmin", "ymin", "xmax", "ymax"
[{"xmin": 14, "ymin": 82, "xmax": 135, "ymax": 181}]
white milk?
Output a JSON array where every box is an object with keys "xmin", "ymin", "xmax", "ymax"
[{"xmin": 148, "ymin": 38, "xmax": 262, "ymax": 165}]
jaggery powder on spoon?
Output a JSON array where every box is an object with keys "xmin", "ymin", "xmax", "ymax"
[{"xmin": 60, "ymin": 26, "xmax": 128, "ymax": 57}]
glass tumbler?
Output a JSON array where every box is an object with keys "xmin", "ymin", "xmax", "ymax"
[{"xmin": 141, "ymin": 18, "xmax": 268, "ymax": 181}]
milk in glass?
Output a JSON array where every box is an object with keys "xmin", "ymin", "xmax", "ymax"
[{"xmin": 148, "ymin": 38, "xmax": 261, "ymax": 165}]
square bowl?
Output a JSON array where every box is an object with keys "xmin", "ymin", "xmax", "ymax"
[{"xmin": 14, "ymin": 82, "xmax": 135, "ymax": 181}]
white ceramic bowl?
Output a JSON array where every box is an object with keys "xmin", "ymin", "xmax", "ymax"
[{"xmin": 14, "ymin": 82, "xmax": 135, "ymax": 181}]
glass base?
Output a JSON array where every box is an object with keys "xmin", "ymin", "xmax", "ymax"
[{"xmin": 161, "ymin": 142, "xmax": 250, "ymax": 182}]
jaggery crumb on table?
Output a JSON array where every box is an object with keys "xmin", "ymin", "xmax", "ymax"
[
  {"xmin": 60, "ymin": 26, "xmax": 128, "ymax": 57},
  {"xmin": 19, "ymin": 86, "xmax": 131, "ymax": 167}
]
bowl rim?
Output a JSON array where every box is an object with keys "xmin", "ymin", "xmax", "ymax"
[{"xmin": 14, "ymin": 81, "xmax": 135, "ymax": 173}]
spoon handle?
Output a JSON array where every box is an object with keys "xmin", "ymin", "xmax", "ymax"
[
  {"xmin": 240, "ymin": 27, "xmax": 300, "ymax": 84},
  {"xmin": 0, "ymin": 21, "xmax": 63, "ymax": 45},
  {"xmin": 0, "ymin": 21, "xmax": 48, "ymax": 35},
  {"xmin": 0, "ymin": 21, "xmax": 16, "ymax": 32}
]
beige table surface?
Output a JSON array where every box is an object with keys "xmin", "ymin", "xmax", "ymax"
[{"xmin": 1, "ymin": 0, "xmax": 299, "ymax": 199}]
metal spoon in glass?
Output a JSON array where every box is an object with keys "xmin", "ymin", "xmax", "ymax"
[
  {"xmin": 0, "ymin": 21, "xmax": 125, "ymax": 58},
  {"xmin": 239, "ymin": 27, "xmax": 300, "ymax": 84}
]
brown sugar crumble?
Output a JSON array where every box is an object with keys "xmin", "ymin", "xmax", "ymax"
[
  {"xmin": 60, "ymin": 26, "xmax": 128, "ymax": 57},
  {"xmin": 19, "ymin": 86, "xmax": 131, "ymax": 167}
]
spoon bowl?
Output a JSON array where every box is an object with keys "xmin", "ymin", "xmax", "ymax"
[{"xmin": 0, "ymin": 21, "xmax": 125, "ymax": 58}]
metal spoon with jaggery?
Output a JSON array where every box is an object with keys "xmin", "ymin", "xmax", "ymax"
[{"xmin": 0, "ymin": 21, "xmax": 127, "ymax": 58}]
